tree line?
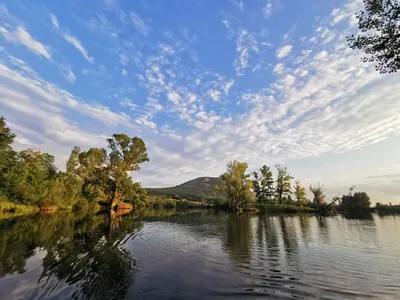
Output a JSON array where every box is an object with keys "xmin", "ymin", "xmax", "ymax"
[
  {"xmin": 217, "ymin": 160, "xmax": 372, "ymax": 213},
  {"xmin": 0, "ymin": 117, "xmax": 149, "ymax": 211},
  {"xmin": 0, "ymin": 116, "xmax": 375, "ymax": 215}
]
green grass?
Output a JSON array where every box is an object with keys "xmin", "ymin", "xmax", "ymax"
[{"xmin": 254, "ymin": 204, "xmax": 318, "ymax": 214}]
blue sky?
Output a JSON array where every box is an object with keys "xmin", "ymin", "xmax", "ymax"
[{"xmin": 1, "ymin": 0, "xmax": 400, "ymax": 203}]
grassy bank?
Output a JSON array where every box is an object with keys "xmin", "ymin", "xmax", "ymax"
[
  {"xmin": 138, "ymin": 196, "xmax": 211, "ymax": 210},
  {"xmin": 254, "ymin": 204, "xmax": 318, "ymax": 214},
  {"xmin": 0, "ymin": 201, "xmax": 40, "ymax": 219},
  {"xmin": 0, "ymin": 198, "xmax": 103, "ymax": 220}
]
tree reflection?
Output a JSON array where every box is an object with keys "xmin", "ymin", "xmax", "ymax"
[
  {"xmin": 0, "ymin": 212, "xmax": 142, "ymax": 299},
  {"xmin": 224, "ymin": 214, "xmax": 253, "ymax": 263},
  {"xmin": 35, "ymin": 213, "xmax": 141, "ymax": 299},
  {"xmin": 343, "ymin": 212, "xmax": 374, "ymax": 220},
  {"xmin": 315, "ymin": 216, "xmax": 331, "ymax": 244},
  {"xmin": 0, "ymin": 213, "xmax": 82, "ymax": 277},
  {"xmin": 255, "ymin": 215, "xmax": 280, "ymax": 267},
  {"xmin": 298, "ymin": 214, "xmax": 312, "ymax": 246},
  {"xmin": 278, "ymin": 216, "xmax": 299, "ymax": 256}
]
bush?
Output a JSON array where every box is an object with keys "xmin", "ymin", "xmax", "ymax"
[{"xmin": 339, "ymin": 192, "xmax": 371, "ymax": 212}]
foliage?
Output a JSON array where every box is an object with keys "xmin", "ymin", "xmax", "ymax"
[
  {"xmin": 310, "ymin": 184, "xmax": 326, "ymax": 205},
  {"xmin": 275, "ymin": 165, "xmax": 293, "ymax": 204},
  {"xmin": 347, "ymin": 0, "xmax": 400, "ymax": 73},
  {"xmin": 0, "ymin": 118, "xmax": 17, "ymax": 200},
  {"xmin": 0, "ymin": 117, "xmax": 16, "ymax": 171},
  {"xmin": 375, "ymin": 202, "xmax": 400, "ymax": 214},
  {"xmin": 14, "ymin": 149, "xmax": 58, "ymax": 207},
  {"xmin": 340, "ymin": 191, "xmax": 371, "ymax": 212},
  {"xmin": 107, "ymin": 134, "xmax": 149, "ymax": 207},
  {"xmin": 0, "ymin": 117, "xmax": 149, "ymax": 212},
  {"xmin": 252, "ymin": 165, "xmax": 275, "ymax": 204},
  {"xmin": 216, "ymin": 161, "xmax": 254, "ymax": 210},
  {"xmin": 294, "ymin": 181, "xmax": 307, "ymax": 205},
  {"xmin": 310, "ymin": 184, "xmax": 326, "ymax": 215}
]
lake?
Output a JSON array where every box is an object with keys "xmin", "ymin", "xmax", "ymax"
[{"xmin": 0, "ymin": 210, "xmax": 399, "ymax": 299}]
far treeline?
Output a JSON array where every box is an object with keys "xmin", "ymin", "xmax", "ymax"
[
  {"xmin": 216, "ymin": 160, "xmax": 396, "ymax": 214},
  {"xmin": 0, "ymin": 117, "xmax": 149, "ymax": 213}
]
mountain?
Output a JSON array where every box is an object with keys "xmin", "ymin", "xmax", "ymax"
[{"xmin": 146, "ymin": 177, "xmax": 222, "ymax": 202}]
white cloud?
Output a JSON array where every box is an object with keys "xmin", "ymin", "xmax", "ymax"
[
  {"xmin": 276, "ymin": 45, "xmax": 292, "ymax": 59},
  {"xmin": 233, "ymin": 29, "xmax": 259, "ymax": 76},
  {"xmin": 0, "ymin": 63, "xmax": 130, "ymax": 127},
  {"xmin": 121, "ymin": 68, "xmax": 127, "ymax": 75},
  {"xmin": 50, "ymin": 13, "xmax": 59, "ymax": 29},
  {"xmin": 146, "ymin": 97, "xmax": 164, "ymax": 111},
  {"xmin": 130, "ymin": 12, "xmax": 149, "ymax": 36},
  {"xmin": 0, "ymin": 26, "xmax": 51, "ymax": 59},
  {"xmin": 314, "ymin": 50, "xmax": 329, "ymax": 60},
  {"xmin": 208, "ymin": 89, "xmax": 221, "ymax": 101},
  {"xmin": 63, "ymin": 33, "xmax": 94, "ymax": 63},
  {"xmin": 120, "ymin": 98, "xmax": 137, "ymax": 110},
  {"xmin": 167, "ymin": 91, "xmax": 182, "ymax": 104},
  {"xmin": 263, "ymin": 0, "xmax": 280, "ymax": 18},
  {"xmin": 273, "ymin": 63, "xmax": 285, "ymax": 74},
  {"xmin": 264, "ymin": 2, "xmax": 273, "ymax": 18},
  {"xmin": 135, "ymin": 115, "xmax": 157, "ymax": 129},
  {"xmin": 159, "ymin": 44, "xmax": 175, "ymax": 54},
  {"xmin": 223, "ymin": 80, "xmax": 235, "ymax": 94},
  {"xmin": 65, "ymin": 70, "xmax": 76, "ymax": 84},
  {"xmin": 283, "ymin": 74, "xmax": 296, "ymax": 86},
  {"xmin": 294, "ymin": 68, "xmax": 309, "ymax": 77}
]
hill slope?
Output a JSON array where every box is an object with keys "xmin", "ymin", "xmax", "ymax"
[{"xmin": 146, "ymin": 177, "xmax": 222, "ymax": 202}]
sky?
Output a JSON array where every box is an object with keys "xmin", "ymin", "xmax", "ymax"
[{"xmin": 0, "ymin": 0, "xmax": 399, "ymax": 204}]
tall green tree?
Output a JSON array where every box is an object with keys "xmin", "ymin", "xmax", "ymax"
[
  {"xmin": 252, "ymin": 165, "xmax": 274, "ymax": 204},
  {"xmin": 16, "ymin": 149, "xmax": 59, "ymax": 207},
  {"xmin": 275, "ymin": 165, "xmax": 293, "ymax": 204},
  {"xmin": 347, "ymin": 0, "xmax": 400, "ymax": 73},
  {"xmin": 0, "ymin": 117, "xmax": 17, "ymax": 197},
  {"xmin": 294, "ymin": 181, "xmax": 307, "ymax": 205},
  {"xmin": 107, "ymin": 134, "xmax": 149, "ymax": 209},
  {"xmin": 217, "ymin": 161, "xmax": 253, "ymax": 210},
  {"xmin": 79, "ymin": 148, "xmax": 110, "ymax": 204},
  {"xmin": 0, "ymin": 117, "xmax": 16, "ymax": 170}
]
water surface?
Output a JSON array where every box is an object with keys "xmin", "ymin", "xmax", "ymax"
[{"xmin": 0, "ymin": 210, "xmax": 399, "ymax": 299}]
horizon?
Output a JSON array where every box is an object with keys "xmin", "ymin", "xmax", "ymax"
[{"xmin": 0, "ymin": 0, "xmax": 399, "ymax": 204}]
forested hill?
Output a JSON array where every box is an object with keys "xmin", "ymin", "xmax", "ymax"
[{"xmin": 146, "ymin": 177, "xmax": 221, "ymax": 202}]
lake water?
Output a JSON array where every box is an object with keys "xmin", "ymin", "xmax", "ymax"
[{"xmin": 0, "ymin": 210, "xmax": 399, "ymax": 299}]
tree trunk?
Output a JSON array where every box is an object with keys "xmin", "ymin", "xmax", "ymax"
[
  {"xmin": 111, "ymin": 182, "xmax": 119, "ymax": 211},
  {"xmin": 316, "ymin": 199, "xmax": 323, "ymax": 218}
]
